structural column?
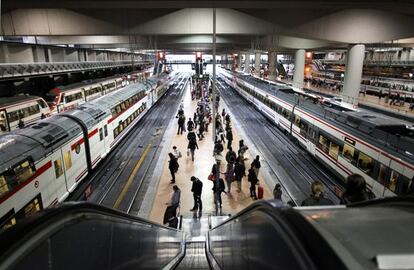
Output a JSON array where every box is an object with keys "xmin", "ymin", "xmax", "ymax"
[
  {"xmin": 254, "ymin": 52, "xmax": 261, "ymax": 77},
  {"xmin": 268, "ymin": 51, "xmax": 277, "ymax": 81},
  {"xmin": 244, "ymin": 52, "xmax": 250, "ymax": 73},
  {"xmin": 342, "ymin": 44, "xmax": 365, "ymax": 104},
  {"xmin": 236, "ymin": 53, "xmax": 242, "ymax": 71},
  {"xmin": 293, "ymin": 49, "xmax": 306, "ymax": 87}
]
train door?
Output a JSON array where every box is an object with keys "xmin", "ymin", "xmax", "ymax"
[
  {"xmin": 0, "ymin": 110, "xmax": 9, "ymax": 132},
  {"xmin": 306, "ymin": 126, "xmax": 318, "ymax": 156}
]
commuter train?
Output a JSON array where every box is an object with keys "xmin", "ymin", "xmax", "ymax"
[
  {"xmin": 220, "ymin": 69, "xmax": 414, "ymax": 198},
  {"xmin": 0, "ymin": 73, "xmax": 173, "ymax": 229},
  {"xmin": 46, "ymin": 70, "xmax": 151, "ymax": 113},
  {"xmin": 0, "ymin": 96, "xmax": 51, "ymax": 134}
]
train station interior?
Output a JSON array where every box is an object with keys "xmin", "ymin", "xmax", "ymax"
[{"xmin": 0, "ymin": 1, "xmax": 414, "ymax": 269}]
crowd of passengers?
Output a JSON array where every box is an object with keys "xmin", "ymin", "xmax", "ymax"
[{"xmin": 162, "ymin": 87, "xmax": 414, "ymax": 227}]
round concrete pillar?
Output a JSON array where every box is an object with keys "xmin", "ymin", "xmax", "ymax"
[
  {"xmin": 293, "ymin": 49, "xmax": 306, "ymax": 87},
  {"xmin": 255, "ymin": 52, "xmax": 261, "ymax": 77},
  {"xmin": 268, "ymin": 51, "xmax": 277, "ymax": 81},
  {"xmin": 244, "ymin": 53, "xmax": 251, "ymax": 73},
  {"xmin": 237, "ymin": 53, "xmax": 242, "ymax": 71},
  {"xmin": 342, "ymin": 44, "xmax": 365, "ymax": 104}
]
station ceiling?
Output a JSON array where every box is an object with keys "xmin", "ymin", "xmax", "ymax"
[{"xmin": 2, "ymin": 0, "xmax": 414, "ymax": 54}]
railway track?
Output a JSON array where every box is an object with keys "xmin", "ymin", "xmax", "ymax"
[
  {"xmin": 67, "ymin": 73, "xmax": 189, "ymax": 213},
  {"xmin": 217, "ymin": 77, "xmax": 342, "ymax": 205}
]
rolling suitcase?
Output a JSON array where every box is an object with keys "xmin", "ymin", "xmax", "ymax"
[{"xmin": 257, "ymin": 185, "xmax": 264, "ymax": 199}]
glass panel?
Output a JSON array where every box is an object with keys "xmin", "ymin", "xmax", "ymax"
[
  {"xmin": 14, "ymin": 161, "xmax": 34, "ymax": 184},
  {"xmin": 99, "ymin": 128, "xmax": 103, "ymax": 141},
  {"xmin": 357, "ymin": 152, "xmax": 373, "ymax": 175},
  {"xmin": 0, "ymin": 175, "xmax": 9, "ymax": 198},
  {"xmin": 318, "ymin": 135, "xmax": 329, "ymax": 153},
  {"xmin": 64, "ymin": 151, "xmax": 72, "ymax": 170},
  {"xmin": 342, "ymin": 144, "xmax": 355, "ymax": 161},
  {"xmin": 54, "ymin": 159, "xmax": 63, "ymax": 178},
  {"xmin": 104, "ymin": 125, "xmax": 108, "ymax": 137},
  {"xmin": 389, "ymin": 171, "xmax": 400, "ymax": 193},
  {"xmin": 329, "ymin": 142, "xmax": 340, "ymax": 159}
]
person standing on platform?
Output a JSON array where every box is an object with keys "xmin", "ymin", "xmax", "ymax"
[
  {"xmin": 197, "ymin": 117, "xmax": 205, "ymax": 140},
  {"xmin": 187, "ymin": 117, "xmax": 194, "ymax": 132},
  {"xmin": 172, "ymin": 146, "xmax": 182, "ymax": 160},
  {"xmin": 177, "ymin": 114, "xmax": 186, "ymax": 135},
  {"xmin": 187, "ymin": 134, "xmax": 198, "ymax": 162},
  {"xmin": 301, "ymin": 181, "xmax": 334, "ymax": 206},
  {"xmin": 193, "ymin": 112, "xmax": 198, "ymax": 130},
  {"xmin": 224, "ymin": 163, "xmax": 235, "ymax": 193},
  {"xmin": 163, "ymin": 185, "xmax": 181, "ymax": 225},
  {"xmin": 221, "ymin": 108, "xmax": 226, "ymax": 122},
  {"xmin": 225, "ymin": 147, "xmax": 237, "ymax": 169},
  {"xmin": 340, "ymin": 174, "xmax": 369, "ymax": 205},
  {"xmin": 190, "ymin": 176, "xmax": 203, "ymax": 212},
  {"xmin": 226, "ymin": 128, "xmax": 233, "ymax": 149},
  {"xmin": 248, "ymin": 167, "xmax": 259, "ymax": 200},
  {"xmin": 238, "ymin": 140, "xmax": 249, "ymax": 161},
  {"xmin": 251, "ymin": 155, "xmax": 261, "ymax": 177},
  {"xmin": 168, "ymin": 153, "xmax": 179, "ymax": 184},
  {"xmin": 234, "ymin": 157, "xmax": 246, "ymax": 193},
  {"xmin": 212, "ymin": 177, "xmax": 225, "ymax": 208},
  {"xmin": 273, "ymin": 184, "xmax": 284, "ymax": 207}
]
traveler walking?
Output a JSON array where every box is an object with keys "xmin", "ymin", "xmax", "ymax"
[
  {"xmin": 187, "ymin": 135, "xmax": 198, "ymax": 162},
  {"xmin": 224, "ymin": 163, "xmax": 235, "ymax": 193},
  {"xmin": 251, "ymin": 155, "xmax": 261, "ymax": 177},
  {"xmin": 168, "ymin": 153, "xmax": 179, "ymax": 183},
  {"xmin": 234, "ymin": 157, "xmax": 246, "ymax": 192},
  {"xmin": 225, "ymin": 147, "xmax": 237, "ymax": 168},
  {"xmin": 301, "ymin": 181, "xmax": 334, "ymax": 206},
  {"xmin": 226, "ymin": 128, "xmax": 233, "ymax": 149},
  {"xmin": 247, "ymin": 167, "xmax": 259, "ymax": 199},
  {"xmin": 177, "ymin": 114, "xmax": 186, "ymax": 134},
  {"xmin": 190, "ymin": 176, "xmax": 203, "ymax": 212},
  {"xmin": 212, "ymin": 177, "xmax": 225, "ymax": 208},
  {"xmin": 187, "ymin": 118, "xmax": 194, "ymax": 131}
]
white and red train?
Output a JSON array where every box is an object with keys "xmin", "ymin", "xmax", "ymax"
[
  {"xmin": 46, "ymin": 70, "xmax": 151, "ymax": 113},
  {"xmin": 220, "ymin": 69, "xmax": 414, "ymax": 198},
  {"xmin": 0, "ymin": 96, "xmax": 51, "ymax": 135},
  {"xmin": 0, "ymin": 73, "xmax": 173, "ymax": 229}
]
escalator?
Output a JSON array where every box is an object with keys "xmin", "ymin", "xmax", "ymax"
[{"xmin": 1, "ymin": 198, "xmax": 414, "ymax": 270}]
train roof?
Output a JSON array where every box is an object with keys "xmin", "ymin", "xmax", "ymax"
[
  {"xmin": 0, "ymin": 95, "xmax": 42, "ymax": 107},
  {"xmin": 0, "ymin": 77, "xmax": 159, "ymax": 173},
  {"xmin": 0, "ymin": 115, "xmax": 82, "ymax": 173},
  {"xmin": 300, "ymin": 200, "xmax": 414, "ymax": 270},
  {"xmin": 235, "ymin": 73, "xmax": 414, "ymax": 161}
]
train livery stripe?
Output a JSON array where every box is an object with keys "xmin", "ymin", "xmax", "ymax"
[
  {"xmin": 0, "ymin": 161, "xmax": 52, "ymax": 204},
  {"xmin": 75, "ymin": 169, "xmax": 88, "ymax": 182},
  {"xmin": 316, "ymin": 148, "xmax": 353, "ymax": 176},
  {"xmin": 70, "ymin": 128, "xmax": 99, "ymax": 151}
]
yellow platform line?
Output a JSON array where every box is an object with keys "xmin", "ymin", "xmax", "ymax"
[{"xmin": 113, "ymin": 144, "xmax": 152, "ymax": 209}]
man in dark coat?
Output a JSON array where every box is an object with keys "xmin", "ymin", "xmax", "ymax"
[
  {"xmin": 190, "ymin": 176, "xmax": 203, "ymax": 211},
  {"xmin": 212, "ymin": 177, "xmax": 225, "ymax": 208}
]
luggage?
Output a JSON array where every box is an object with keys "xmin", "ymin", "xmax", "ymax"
[{"xmin": 257, "ymin": 185, "xmax": 264, "ymax": 199}]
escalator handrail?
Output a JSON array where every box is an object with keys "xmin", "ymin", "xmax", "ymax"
[{"xmin": 0, "ymin": 202, "xmax": 184, "ymax": 261}]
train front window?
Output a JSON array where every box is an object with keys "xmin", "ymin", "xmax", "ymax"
[
  {"xmin": 318, "ymin": 134, "xmax": 329, "ymax": 153},
  {"xmin": 54, "ymin": 159, "xmax": 63, "ymax": 178}
]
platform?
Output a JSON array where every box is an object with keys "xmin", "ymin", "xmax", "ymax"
[
  {"xmin": 148, "ymin": 86, "xmax": 271, "ymax": 224},
  {"xmin": 302, "ymin": 81, "xmax": 414, "ymax": 118}
]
